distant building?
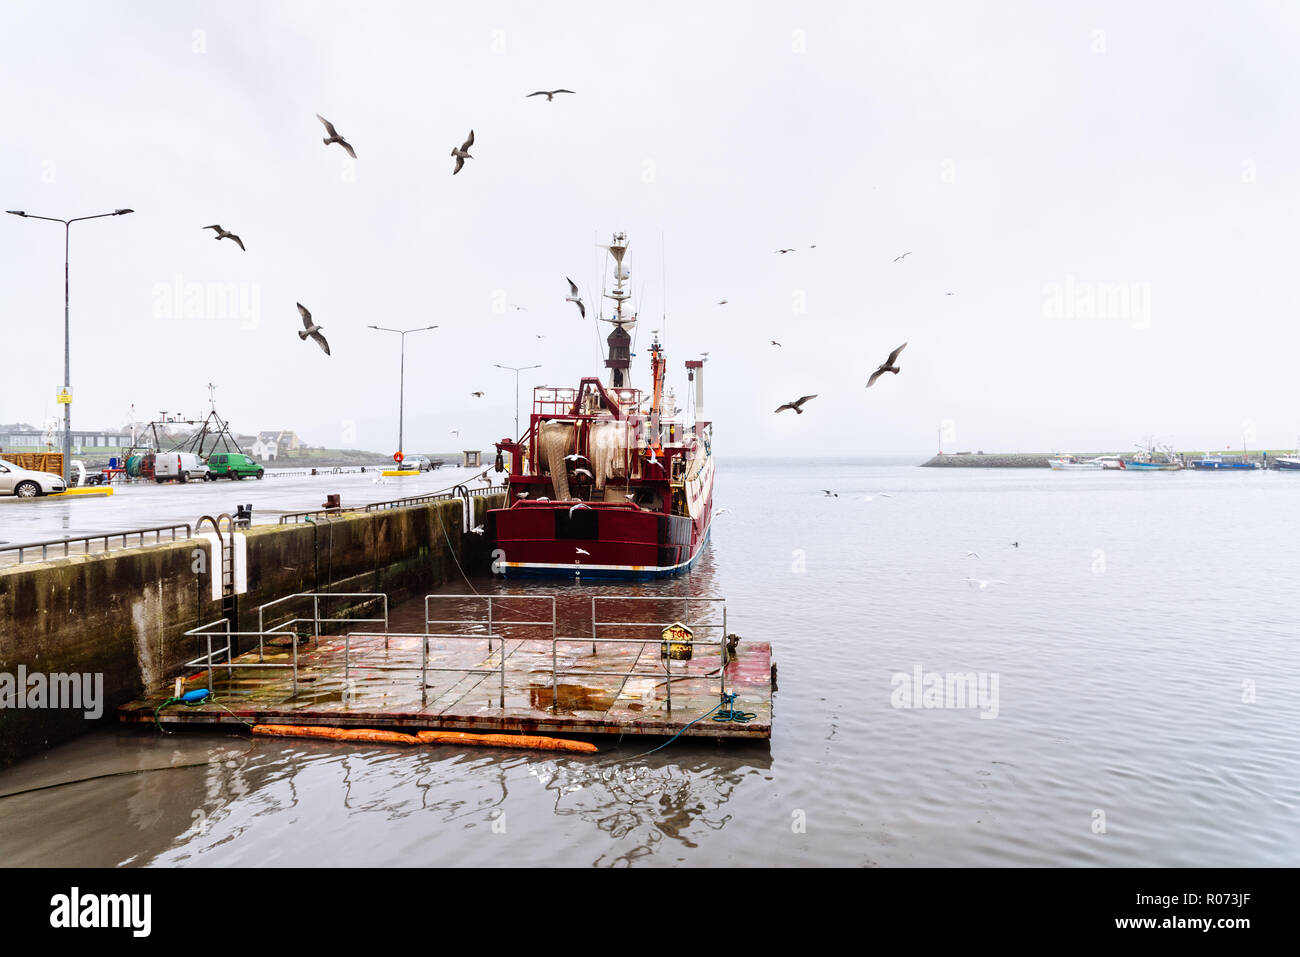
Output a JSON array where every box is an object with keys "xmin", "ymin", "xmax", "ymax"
[
  {"xmin": 251, "ymin": 437, "xmax": 278, "ymax": 461},
  {"xmin": 462, "ymin": 450, "xmax": 481, "ymax": 468},
  {"xmin": 0, "ymin": 427, "xmax": 132, "ymax": 451}
]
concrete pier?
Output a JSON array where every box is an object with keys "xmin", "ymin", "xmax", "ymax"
[{"xmin": 0, "ymin": 494, "xmax": 502, "ymax": 767}]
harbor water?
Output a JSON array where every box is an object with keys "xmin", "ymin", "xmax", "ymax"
[{"xmin": 1, "ymin": 457, "xmax": 1297, "ymax": 866}]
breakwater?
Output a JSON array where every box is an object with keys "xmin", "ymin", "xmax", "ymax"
[
  {"xmin": 0, "ymin": 494, "xmax": 503, "ymax": 767},
  {"xmin": 921, "ymin": 453, "xmax": 1058, "ymax": 468}
]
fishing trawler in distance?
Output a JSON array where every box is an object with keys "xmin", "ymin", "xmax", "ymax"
[{"xmin": 486, "ymin": 232, "xmax": 715, "ymax": 580}]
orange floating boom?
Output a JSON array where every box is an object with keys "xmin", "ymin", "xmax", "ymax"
[
  {"xmin": 251, "ymin": 724, "xmax": 597, "ymax": 753},
  {"xmin": 416, "ymin": 730, "xmax": 597, "ymax": 753},
  {"xmin": 253, "ymin": 725, "xmax": 421, "ymax": 746}
]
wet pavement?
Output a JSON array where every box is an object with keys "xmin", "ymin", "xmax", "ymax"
[{"xmin": 0, "ymin": 465, "xmax": 496, "ymax": 559}]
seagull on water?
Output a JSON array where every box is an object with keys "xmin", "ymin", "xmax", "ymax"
[
  {"xmin": 203, "ymin": 224, "xmax": 245, "ymax": 251},
  {"xmin": 526, "ymin": 89, "xmax": 575, "ymax": 101},
  {"xmin": 963, "ymin": 578, "xmax": 1008, "ymax": 589},
  {"xmin": 775, "ymin": 394, "xmax": 817, "ymax": 414},
  {"xmin": 316, "ymin": 114, "xmax": 357, "ymax": 158},
  {"xmin": 565, "ymin": 277, "xmax": 586, "ymax": 319},
  {"xmin": 451, "ymin": 130, "xmax": 474, "ymax": 174},
  {"xmin": 296, "ymin": 303, "xmax": 330, "ymax": 355},
  {"xmin": 866, "ymin": 343, "xmax": 907, "ymax": 388}
]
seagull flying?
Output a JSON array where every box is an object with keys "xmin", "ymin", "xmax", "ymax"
[
  {"xmin": 966, "ymin": 551, "xmax": 980, "ymax": 559},
  {"xmin": 564, "ymin": 453, "xmax": 588, "ymax": 463},
  {"xmin": 775, "ymin": 394, "xmax": 817, "ymax": 414},
  {"xmin": 717, "ymin": 299, "xmax": 728, "ymax": 305},
  {"xmin": 565, "ymin": 277, "xmax": 586, "ymax": 319},
  {"xmin": 296, "ymin": 303, "xmax": 330, "ymax": 355},
  {"xmin": 316, "ymin": 114, "xmax": 357, "ymax": 158},
  {"xmin": 203, "ymin": 224, "xmax": 245, "ymax": 251},
  {"xmin": 470, "ymin": 525, "xmax": 485, "ymax": 535},
  {"xmin": 770, "ymin": 340, "xmax": 782, "ymax": 347},
  {"xmin": 573, "ymin": 467, "xmax": 593, "ymax": 479},
  {"xmin": 775, "ymin": 248, "xmax": 795, "ymax": 254},
  {"xmin": 526, "ymin": 89, "xmax": 575, "ymax": 101},
  {"xmin": 893, "ymin": 252, "xmax": 911, "ymax": 262},
  {"xmin": 574, "ymin": 547, "xmax": 590, "ymax": 556},
  {"xmin": 963, "ymin": 578, "xmax": 1008, "ymax": 589},
  {"xmin": 821, "ymin": 490, "xmax": 838, "ymax": 497},
  {"xmin": 866, "ymin": 343, "xmax": 907, "ymax": 388},
  {"xmin": 471, "ymin": 391, "xmax": 484, "ymax": 397},
  {"xmin": 451, "ymin": 130, "xmax": 474, "ymax": 174}
]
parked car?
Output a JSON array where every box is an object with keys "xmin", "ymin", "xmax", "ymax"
[
  {"xmin": 154, "ymin": 452, "xmax": 210, "ymax": 484},
  {"xmin": 404, "ymin": 454, "xmax": 434, "ymax": 472},
  {"xmin": 0, "ymin": 457, "xmax": 67, "ymax": 497},
  {"xmin": 206, "ymin": 452, "xmax": 264, "ymax": 480}
]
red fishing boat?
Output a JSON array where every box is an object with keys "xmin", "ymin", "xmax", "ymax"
[{"xmin": 487, "ymin": 232, "xmax": 715, "ymax": 580}]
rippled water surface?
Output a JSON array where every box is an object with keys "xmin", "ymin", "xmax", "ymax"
[{"xmin": 3, "ymin": 458, "xmax": 1299, "ymax": 866}]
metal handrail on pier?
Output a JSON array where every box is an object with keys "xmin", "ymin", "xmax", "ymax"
[
  {"xmin": 0, "ymin": 523, "xmax": 192, "ymax": 565},
  {"xmin": 178, "ymin": 592, "xmax": 730, "ymax": 718}
]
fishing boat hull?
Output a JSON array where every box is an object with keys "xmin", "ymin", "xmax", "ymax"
[
  {"xmin": 1274, "ymin": 457, "xmax": 1300, "ymax": 470},
  {"xmin": 1126, "ymin": 461, "xmax": 1181, "ymax": 471},
  {"xmin": 489, "ymin": 459, "xmax": 714, "ymax": 581},
  {"xmin": 1048, "ymin": 459, "xmax": 1102, "ymax": 470}
]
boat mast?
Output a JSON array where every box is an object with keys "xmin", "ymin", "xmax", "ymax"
[{"xmin": 601, "ymin": 232, "xmax": 635, "ymax": 388}]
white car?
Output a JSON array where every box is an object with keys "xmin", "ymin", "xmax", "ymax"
[{"xmin": 0, "ymin": 457, "xmax": 68, "ymax": 497}]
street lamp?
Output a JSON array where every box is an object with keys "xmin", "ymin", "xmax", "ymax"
[
  {"xmin": 7, "ymin": 208, "xmax": 134, "ymax": 484},
  {"xmin": 494, "ymin": 363, "xmax": 541, "ymax": 441},
  {"xmin": 368, "ymin": 324, "xmax": 437, "ymax": 463}
]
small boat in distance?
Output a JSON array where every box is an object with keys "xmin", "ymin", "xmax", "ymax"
[
  {"xmin": 1189, "ymin": 455, "xmax": 1261, "ymax": 471},
  {"xmin": 1048, "ymin": 455, "xmax": 1103, "ymax": 470},
  {"xmin": 1275, "ymin": 456, "xmax": 1300, "ymax": 471}
]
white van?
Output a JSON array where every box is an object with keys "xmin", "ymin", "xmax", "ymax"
[{"xmin": 154, "ymin": 452, "xmax": 209, "ymax": 484}]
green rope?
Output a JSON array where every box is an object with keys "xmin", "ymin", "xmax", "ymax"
[{"xmin": 635, "ymin": 693, "xmax": 754, "ymax": 757}]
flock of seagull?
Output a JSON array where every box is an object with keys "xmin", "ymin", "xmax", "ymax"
[
  {"xmin": 194, "ymin": 93, "xmax": 582, "ymax": 374},
  {"xmin": 772, "ymin": 249, "xmax": 918, "ymax": 416}
]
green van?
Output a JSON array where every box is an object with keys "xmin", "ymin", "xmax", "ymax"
[{"xmin": 206, "ymin": 452, "xmax": 265, "ymax": 480}]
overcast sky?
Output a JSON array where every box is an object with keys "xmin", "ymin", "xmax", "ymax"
[{"xmin": 3, "ymin": 1, "xmax": 1299, "ymax": 457}]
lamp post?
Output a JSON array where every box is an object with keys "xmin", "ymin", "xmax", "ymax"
[
  {"xmin": 494, "ymin": 363, "xmax": 541, "ymax": 441},
  {"xmin": 7, "ymin": 208, "xmax": 134, "ymax": 484},
  {"xmin": 368, "ymin": 324, "xmax": 437, "ymax": 463}
]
